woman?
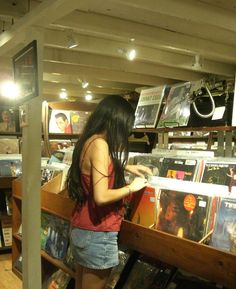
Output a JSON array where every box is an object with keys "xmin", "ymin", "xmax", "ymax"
[{"xmin": 67, "ymin": 95, "xmax": 152, "ymax": 289}]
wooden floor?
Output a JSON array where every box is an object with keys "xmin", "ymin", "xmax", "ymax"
[{"xmin": 0, "ymin": 253, "xmax": 22, "ymax": 289}]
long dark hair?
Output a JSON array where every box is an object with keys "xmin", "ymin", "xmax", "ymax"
[{"xmin": 66, "ymin": 95, "xmax": 135, "ymax": 203}]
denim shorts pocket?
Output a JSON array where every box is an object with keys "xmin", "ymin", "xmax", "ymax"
[{"xmin": 70, "ymin": 228, "xmax": 92, "ymax": 249}]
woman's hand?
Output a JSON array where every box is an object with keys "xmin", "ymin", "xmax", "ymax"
[
  {"xmin": 47, "ymin": 281, "xmax": 58, "ymax": 289},
  {"xmin": 125, "ymin": 164, "xmax": 153, "ymax": 178},
  {"xmin": 129, "ymin": 177, "xmax": 149, "ymax": 193}
]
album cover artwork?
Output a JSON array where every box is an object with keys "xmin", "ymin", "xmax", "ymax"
[
  {"xmin": 0, "ymin": 108, "xmax": 17, "ymax": 133},
  {"xmin": 41, "ymin": 211, "xmax": 70, "ymax": 260},
  {"xmin": 70, "ymin": 111, "xmax": 91, "ymax": 134},
  {"xmin": 159, "ymin": 158, "xmax": 198, "ymax": 181},
  {"xmin": 134, "ymin": 86, "xmax": 166, "ymax": 128},
  {"xmin": 201, "ymin": 161, "xmax": 236, "ymax": 192},
  {"xmin": 0, "ymin": 139, "xmax": 19, "ymax": 154},
  {"xmin": 211, "ymin": 197, "xmax": 236, "ymax": 253},
  {"xmin": 49, "ymin": 109, "xmax": 72, "ymax": 134},
  {"xmin": 155, "ymin": 189, "xmax": 212, "ymax": 241},
  {"xmin": 157, "ymin": 82, "xmax": 191, "ymax": 128},
  {"xmin": 130, "ymin": 186, "xmax": 157, "ymax": 228},
  {"xmin": 0, "ymin": 158, "xmax": 22, "ymax": 177}
]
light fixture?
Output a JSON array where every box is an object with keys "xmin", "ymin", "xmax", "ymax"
[
  {"xmin": 67, "ymin": 31, "xmax": 78, "ymax": 49},
  {"xmin": 85, "ymin": 94, "xmax": 92, "ymax": 101},
  {"xmin": 192, "ymin": 55, "xmax": 202, "ymax": 69},
  {"xmin": 59, "ymin": 88, "xmax": 68, "ymax": 99},
  {"xmin": 126, "ymin": 49, "xmax": 136, "ymax": 61},
  {"xmin": 0, "ymin": 81, "xmax": 19, "ymax": 99},
  {"xmin": 81, "ymin": 80, "xmax": 89, "ymax": 88},
  {"xmin": 118, "ymin": 48, "xmax": 137, "ymax": 61}
]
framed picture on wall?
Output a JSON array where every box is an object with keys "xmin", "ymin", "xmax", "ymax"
[
  {"xmin": 0, "ymin": 107, "xmax": 18, "ymax": 133},
  {"xmin": 13, "ymin": 40, "xmax": 38, "ymax": 104}
]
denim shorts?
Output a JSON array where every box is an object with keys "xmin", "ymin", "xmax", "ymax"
[{"xmin": 70, "ymin": 228, "xmax": 119, "ymax": 269}]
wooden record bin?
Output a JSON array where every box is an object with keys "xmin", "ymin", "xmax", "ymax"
[{"xmin": 12, "ymin": 175, "xmax": 236, "ymax": 288}]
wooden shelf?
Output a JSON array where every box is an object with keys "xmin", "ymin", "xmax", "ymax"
[
  {"xmin": 0, "ymin": 176, "xmax": 17, "ymax": 189},
  {"xmin": 41, "ymin": 251, "xmax": 75, "ymax": 278},
  {"xmin": 119, "ymin": 220, "xmax": 236, "ymax": 289},
  {"xmin": 12, "ymin": 177, "xmax": 76, "ymax": 281},
  {"xmin": 133, "ymin": 125, "xmax": 236, "ymax": 133}
]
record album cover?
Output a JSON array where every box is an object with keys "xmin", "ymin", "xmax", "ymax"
[
  {"xmin": 201, "ymin": 161, "xmax": 236, "ymax": 192},
  {"xmin": 130, "ymin": 186, "xmax": 157, "ymax": 228},
  {"xmin": 134, "ymin": 86, "xmax": 166, "ymax": 128},
  {"xmin": 41, "ymin": 212, "xmax": 70, "ymax": 260},
  {"xmin": 157, "ymin": 82, "xmax": 191, "ymax": 128},
  {"xmin": 70, "ymin": 111, "xmax": 91, "ymax": 134},
  {"xmin": 159, "ymin": 158, "xmax": 198, "ymax": 181},
  {"xmin": 155, "ymin": 189, "xmax": 212, "ymax": 241},
  {"xmin": 122, "ymin": 255, "xmax": 160, "ymax": 289},
  {"xmin": 211, "ymin": 197, "xmax": 236, "ymax": 253}
]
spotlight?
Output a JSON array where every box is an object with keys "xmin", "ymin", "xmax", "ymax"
[
  {"xmin": 126, "ymin": 49, "xmax": 136, "ymax": 61},
  {"xmin": 59, "ymin": 88, "xmax": 68, "ymax": 99},
  {"xmin": 0, "ymin": 81, "xmax": 19, "ymax": 99},
  {"xmin": 192, "ymin": 55, "xmax": 202, "ymax": 69},
  {"xmin": 118, "ymin": 48, "xmax": 137, "ymax": 61},
  {"xmin": 85, "ymin": 94, "xmax": 92, "ymax": 101},
  {"xmin": 67, "ymin": 32, "xmax": 78, "ymax": 49},
  {"xmin": 81, "ymin": 80, "xmax": 89, "ymax": 89}
]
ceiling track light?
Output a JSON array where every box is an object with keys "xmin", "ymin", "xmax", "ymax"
[
  {"xmin": 59, "ymin": 88, "xmax": 68, "ymax": 99},
  {"xmin": 85, "ymin": 93, "xmax": 93, "ymax": 101},
  {"xmin": 192, "ymin": 54, "xmax": 202, "ymax": 69},
  {"xmin": 81, "ymin": 80, "xmax": 89, "ymax": 88},
  {"xmin": 67, "ymin": 31, "xmax": 78, "ymax": 49},
  {"xmin": 118, "ymin": 47, "xmax": 137, "ymax": 61}
]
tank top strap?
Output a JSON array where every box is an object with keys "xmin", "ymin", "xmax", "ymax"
[{"xmin": 80, "ymin": 137, "xmax": 105, "ymax": 167}]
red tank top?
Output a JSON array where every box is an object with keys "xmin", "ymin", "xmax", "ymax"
[{"xmin": 71, "ymin": 138, "xmax": 124, "ymax": 231}]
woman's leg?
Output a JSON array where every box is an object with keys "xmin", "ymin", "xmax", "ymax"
[
  {"xmin": 75, "ymin": 264, "xmax": 83, "ymax": 289},
  {"xmin": 75, "ymin": 265, "xmax": 111, "ymax": 289}
]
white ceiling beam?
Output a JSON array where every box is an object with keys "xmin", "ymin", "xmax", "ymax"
[
  {"xmin": 43, "ymin": 73, "xmax": 139, "ymax": 90},
  {"xmin": 44, "ymin": 31, "xmax": 236, "ymax": 77},
  {"xmin": 72, "ymin": 0, "xmax": 236, "ymax": 47},
  {"xmin": 102, "ymin": 0, "xmax": 236, "ymax": 34},
  {"xmin": 0, "ymin": 0, "xmax": 88, "ymax": 55},
  {"xmin": 43, "ymin": 61, "xmax": 175, "ymax": 87},
  {"xmin": 44, "ymin": 47, "xmax": 204, "ymax": 81},
  {"xmin": 43, "ymin": 81, "xmax": 130, "ymax": 95},
  {"xmin": 53, "ymin": 10, "xmax": 236, "ymax": 64},
  {"xmin": 0, "ymin": 2, "xmax": 25, "ymax": 17}
]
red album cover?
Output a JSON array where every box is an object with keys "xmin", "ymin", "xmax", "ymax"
[{"xmin": 130, "ymin": 186, "xmax": 157, "ymax": 228}]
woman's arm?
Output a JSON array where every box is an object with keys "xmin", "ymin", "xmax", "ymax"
[
  {"xmin": 90, "ymin": 138, "xmax": 148, "ymax": 205},
  {"xmin": 125, "ymin": 164, "xmax": 153, "ymax": 178}
]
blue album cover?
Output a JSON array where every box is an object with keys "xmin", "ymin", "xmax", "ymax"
[
  {"xmin": 211, "ymin": 198, "xmax": 236, "ymax": 253},
  {"xmin": 0, "ymin": 159, "xmax": 22, "ymax": 177}
]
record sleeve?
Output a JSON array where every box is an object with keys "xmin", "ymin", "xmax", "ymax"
[
  {"xmin": 130, "ymin": 186, "xmax": 157, "ymax": 228},
  {"xmin": 122, "ymin": 255, "xmax": 160, "ymax": 289},
  {"xmin": 157, "ymin": 82, "xmax": 191, "ymax": 128},
  {"xmin": 41, "ymin": 211, "xmax": 70, "ymax": 260},
  {"xmin": 201, "ymin": 161, "xmax": 236, "ymax": 192},
  {"xmin": 134, "ymin": 86, "xmax": 166, "ymax": 128},
  {"xmin": 155, "ymin": 189, "xmax": 212, "ymax": 241},
  {"xmin": 159, "ymin": 158, "xmax": 198, "ymax": 181},
  {"xmin": 49, "ymin": 109, "xmax": 72, "ymax": 134},
  {"xmin": 211, "ymin": 197, "xmax": 236, "ymax": 253},
  {"xmin": 70, "ymin": 111, "xmax": 91, "ymax": 134}
]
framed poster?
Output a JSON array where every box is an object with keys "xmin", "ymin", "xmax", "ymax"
[{"xmin": 13, "ymin": 40, "xmax": 38, "ymax": 104}]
